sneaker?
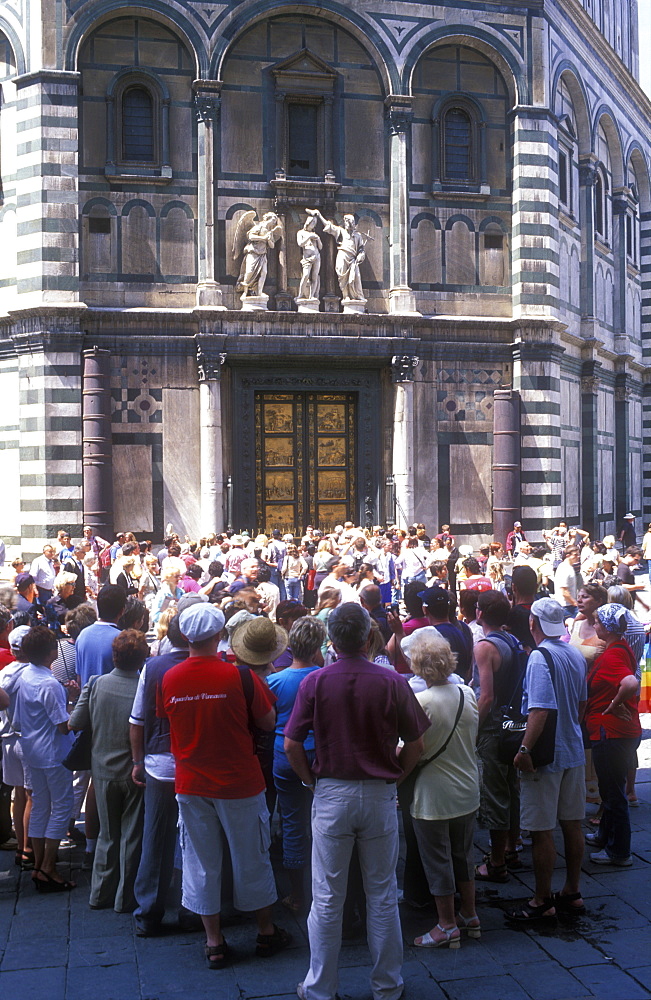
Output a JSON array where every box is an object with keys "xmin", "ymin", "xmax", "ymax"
[
  {"xmin": 585, "ymin": 832, "xmax": 605, "ymax": 847},
  {"xmin": 590, "ymin": 850, "xmax": 633, "ymax": 866}
]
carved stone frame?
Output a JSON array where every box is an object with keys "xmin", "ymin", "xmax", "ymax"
[{"xmin": 231, "ymin": 364, "xmax": 382, "ymax": 530}]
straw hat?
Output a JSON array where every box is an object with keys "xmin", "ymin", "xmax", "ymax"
[{"xmin": 231, "ymin": 616, "xmax": 288, "ymax": 665}]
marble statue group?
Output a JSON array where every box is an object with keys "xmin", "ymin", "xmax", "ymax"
[{"xmin": 232, "ymin": 207, "xmax": 368, "ymax": 313}]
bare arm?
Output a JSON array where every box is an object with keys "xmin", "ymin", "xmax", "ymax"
[
  {"xmin": 284, "ymin": 737, "xmax": 314, "ymax": 787},
  {"xmin": 474, "ymin": 640, "xmax": 498, "ymax": 726},
  {"xmin": 603, "ymin": 674, "xmax": 640, "ymax": 722},
  {"xmin": 513, "ymin": 708, "xmax": 549, "ymax": 772},
  {"xmin": 254, "ymin": 707, "xmax": 276, "ymax": 733},
  {"xmin": 396, "ymin": 737, "xmax": 425, "ymax": 786},
  {"xmin": 130, "ymin": 723, "xmax": 146, "ymax": 788}
]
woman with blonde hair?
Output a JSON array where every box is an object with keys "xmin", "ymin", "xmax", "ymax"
[
  {"xmin": 405, "ymin": 630, "xmax": 480, "ymax": 949},
  {"xmin": 151, "ymin": 567, "xmax": 183, "ymax": 626},
  {"xmin": 313, "ymin": 538, "xmax": 336, "ymax": 592},
  {"xmin": 314, "ymin": 586, "xmax": 341, "ymax": 659}
]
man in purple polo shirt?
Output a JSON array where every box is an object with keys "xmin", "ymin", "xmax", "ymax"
[{"xmin": 285, "ymin": 602, "xmax": 428, "ymax": 1000}]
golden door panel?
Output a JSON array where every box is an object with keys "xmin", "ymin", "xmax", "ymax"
[{"xmin": 255, "ymin": 391, "xmax": 356, "ymax": 534}]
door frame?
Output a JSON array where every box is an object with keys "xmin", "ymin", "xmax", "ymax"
[{"xmin": 231, "ymin": 363, "xmax": 382, "ymax": 533}]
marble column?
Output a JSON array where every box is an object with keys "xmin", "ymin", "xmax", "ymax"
[
  {"xmin": 194, "ymin": 85, "xmax": 226, "ymax": 309},
  {"xmin": 385, "ymin": 97, "xmax": 419, "ymax": 315},
  {"xmin": 392, "ymin": 355, "xmax": 419, "ymax": 528},
  {"xmin": 197, "ymin": 345, "xmax": 226, "ymax": 533},
  {"xmin": 492, "ymin": 388, "xmax": 521, "ymax": 547},
  {"xmin": 612, "ymin": 189, "xmax": 630, "ymax": 353},
  {"xmin": 82, "ymin": 347, "xmax": 113, "ymax": 539},
  {"xmin": 580, "ymin": 362, "xmax": 601, "ymax": 537}
]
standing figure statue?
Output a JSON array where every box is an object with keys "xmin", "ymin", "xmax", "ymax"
[
  {"xmin": 296, "ymin": 213, "xmax": 322, "ymax": 300},
  {"xmin": 232, "ymin": 210, "xmax": 282, "ymax": 303},
  {"xmin": 306, "ymin": 208, "xmax": 366, "ymax": 304}
]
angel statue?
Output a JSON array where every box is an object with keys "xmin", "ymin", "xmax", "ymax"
[
  {"xmin": 232, "ymin": 210, "xmax": 283, "ymax": 302},
  {"xmin": 306, "ymin": 208, "xmax": 366, "ymax": 303}
]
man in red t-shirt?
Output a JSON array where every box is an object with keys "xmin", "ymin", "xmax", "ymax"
[{"xmin": 160, "ymin": 603, "xmax": 291, "ymax": 968}]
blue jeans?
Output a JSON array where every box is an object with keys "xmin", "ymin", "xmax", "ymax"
[
  {"xmin": 286, "ymin": 578, "xmax": 303, "ymax": 602},
  {"xmin": 271, "ymin": 568, "xmax": 286, "ymax": 602},
  {"xmin": 134, "ymin": 775, "xmax": 178, "ymax": 927},
  {"xmin": 273, "ymin": 748, "xmax": 315, "ymax": 869},
  {"xmin": 592, "ymin": 736, "xmax": 640, "ymax": 860}
]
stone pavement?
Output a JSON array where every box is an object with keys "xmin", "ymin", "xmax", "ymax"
[{"xmin": 1, "ymin": 725, "xmax": 650, "ymax": 1000}]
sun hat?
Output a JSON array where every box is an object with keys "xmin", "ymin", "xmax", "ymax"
[
  {"xmin": 231, "ymin": 615, "xmax": 288, "ymax": 665},
  {"xmin": 178, "ymin": 603, "xmax": 225, "ymax": 643},
  {"xmin": 530, "ymin": 598, "xmax": 566, "ymax": 637}
]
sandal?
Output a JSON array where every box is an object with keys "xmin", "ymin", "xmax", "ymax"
[
  {"xmin": 505, "ymin": 898, "xmax": 556, "ymax": 923},
  {"xmin": 33, "ymin": 871, "xmax": 76, "ymax": 893},
  {"xmin": 204, "ymin": 939, "xmax": 229, "ymax": 970},
  {"xmin": 483, "ymin": 850, "xmax": 522, "ymax": 871},
  {"xmin": 414, "ymin": 924, "xmax": 461, "ymax": 949},
  {"xmin": 552, "ymin": 891, "xmax": 586, "ymax": 916},
  {"xmin": 456, "ymin": 912, "xmax": 481, "ymax": 939},
  {"xmin": 255, "ymin": 924, "xmax": 292, "ymax": 957},
  {"xmin": 281, "ymin": 894, "xmax": 302, "ymax": 914},
  {"xmin": 475, "ymin": 860, "xmax": 509, "ymax": 883}
]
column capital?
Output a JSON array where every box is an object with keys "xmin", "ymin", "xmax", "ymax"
[
  {"xmin": 197, "ymin": 345, "xmax": 226, "ymax": 381},
  {"xmin": 385, "ymin": 98, "xmax": 413, "ymax": 135},
  {"xmin": 391, "ymin": 355, "xmax": 419, "ymax": 382},
  {"xmin": 578, "ymin": 156, "xmax": 598, "ymax": 187},
  {"xmin": 194, "ymin": 94, "xmax": 221, "ymax": 125}
]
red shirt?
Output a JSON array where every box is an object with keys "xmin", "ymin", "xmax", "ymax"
[
  {"xmin": 0, "ymin": 649, "xmax": 14, "ymax": 670},
  {"xmin": 585, "ymin": 641, "xmax": 641, "ymax": 741},
  {"xmin": 160, "ymin": 655, "xmax": 276, "ymax": 799},
  {"xmin": 462, "ymin": 576, "xmax": 493, "ymax": 592}
]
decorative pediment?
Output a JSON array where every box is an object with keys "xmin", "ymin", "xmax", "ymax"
[{"xmin": 272, "ymin": 49, "xmax": 337, "ymax": 94}]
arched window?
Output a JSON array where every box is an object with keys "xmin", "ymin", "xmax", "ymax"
[
  {"xmin": 122, "ymin": 86, "xmax": 154, "ymax": 162},
  {"xmin": 443, "ymin": 108, "xmax": 472, "ymax": 181},
  {"xmin": 594, "ymin": 168, "xmax": 608, "ymax": 240}
]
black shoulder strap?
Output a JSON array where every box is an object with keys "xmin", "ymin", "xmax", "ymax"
[
  {"xmin": 536, "ymin": 645, "xmax": 556, "ymax": 692},
  {"xmin": 420, "ymin": 687, "xmax": 465, "ymax": 767},
  {"xmin": 238, "ymin": 665, "xmax": 255, "ymax": 725}
]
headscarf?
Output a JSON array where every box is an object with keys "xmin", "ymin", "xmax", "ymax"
[{"xmin": 595, "ymin": 603, "xmax": 629, "ymax": 634}]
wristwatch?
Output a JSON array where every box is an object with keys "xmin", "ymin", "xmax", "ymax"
[{"xmin": 518, "ymin": 746, "xmax": 530, "ymax": 755}]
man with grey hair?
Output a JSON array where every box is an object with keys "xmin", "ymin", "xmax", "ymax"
[{"xmin": 285, "ymin": 602, "xmax": 429, "ymax": 1000}]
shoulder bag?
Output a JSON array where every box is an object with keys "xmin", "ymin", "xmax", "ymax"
[
  {"xmin": 498, "ymin": 646, "xmax": 557, "ymax": 769},
  {"xmin": 62, "ymin": 674, "xmax": 100, "ymax": 772},
  {"xmin": 400, "ymin": 687, "xmax": 465, "ymax": 810}
]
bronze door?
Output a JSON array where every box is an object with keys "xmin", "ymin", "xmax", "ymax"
[{"xmin": 255, "ymin": 391, "xmax": 356, "ymax": 534}]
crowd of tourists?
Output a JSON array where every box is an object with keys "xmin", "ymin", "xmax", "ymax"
[{"xmin": 0, "ymin": 514, "xmax": 647, "ymax": 1000}]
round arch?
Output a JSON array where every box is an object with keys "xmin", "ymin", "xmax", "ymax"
[
  {"xmin": 551, "ymin": 62, "xmax": 591, "ymax": 155},
  {"xmin": 64, "ymin": 2, "xmax": 204, "ymax": 77},
  {"xmin": 592, "ymin": 106, "xmax": 625, "ymax": 188},
  {"xmin": 403, "ymin": 27, "xmax": 523, "ymax": 107},
  {"xmin": 211, "ymin": 1, "xmax": 396, "ymax": 94},
  {"xmin": 0, "ymin": 17, "xmax": 25, "ymax": 76},
  {"xmin": 625, "ymin": 141, "xmax": 651, "ymax": 213}
]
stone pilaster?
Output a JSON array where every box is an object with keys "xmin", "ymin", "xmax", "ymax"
[
  {"xmin": 385, "ymin": 97, "xmax": 419, "ymax": 315},
  {"xmin": 510, "ymin": 107, "xmax": 560, "ymax": 320},
  {"xmin": 580, "ymin": 360, "xmax": 601, "ymax": 537},
  {"xmin": 578, "ymin": 157, "xmax": 597, "ymax": 334},
  {"xmin": 614, "ymin": 371, "xmax": 632, "ymax": 527},
  {"xmin": 612, "ymin": 189, "xmax": 630, "ymax": 352},
  {"xmin": 512, "ymin": 335, "xmax": 564, "ymax": 531},
  {"xmin": 14, "ymin": 71, "xmax": 81, "ymax": 305},
  {"xmin": 194, "ymin": 83, "xmax": 226, "ymax": 309},
  {"xmin": 196, "ymin": 339, "xmax": 226, "ymax": 532}
]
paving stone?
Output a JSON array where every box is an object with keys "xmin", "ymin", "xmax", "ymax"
[
  {"xmin": 629, "ymin": 966, "xmax": 651, "ymax": 990},
  {"xmin": 582, "ymin": 928, "xmax": 650, "ymax": 969},
  {"xmin": 526, "ymin": 928, "xmax": 609, "ymax": 967},
  {"xmin": 0, "ymin": 967, "xmax": 67, "ymax": 999},
  {"xmin": 412, "ymin": 944, "xmax": 503, "ymax": 980},
  {"xmin": 68, "ymin": 935, "xmax": 135, "ymax": 968},
  {"xmin": 0, "ymin": 937, "xmax": 68, "ymax": 971},
  {"xmin": 509, "ymin": 960, "xmax": 589, "ymax": 999},
  {"xmin": 438, "ymin": 974, "xmax": 530, "ymax": 1000},
  {"xmin": 480, "ymin": 927, "xmax": 548, "ymax": 965},
  {"xmin": 585, "ymin": 894, "xmax": 648, "ymax": 929},
  {"xmin": 570, "ymin": 963, "xmax": 651, "ymax": 1000},
  {"xmin": 69, "ymin": 906, "xmax": 135, "ymax": 939},
  {"xmin": 66, "ymin": 962, "xmax": 140, "ymax": 1000},
  {"xmin": 138, "ymin": 940, "xmax": 239, "ymax": 996}
]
